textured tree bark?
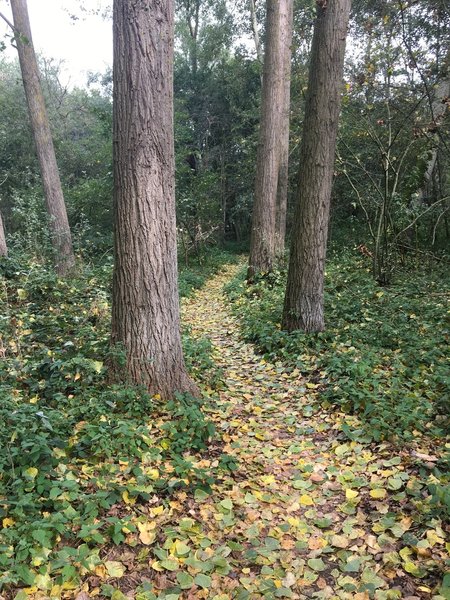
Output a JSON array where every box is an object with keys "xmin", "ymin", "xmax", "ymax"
[
  {"xmin": 111, "ymin": 0, "xmax": 198, "ymax": 400},
  {"xmin": 248, "ymin": 0, "xmax": 288, "ymax": 280},
  {"xmin": 10, "ymin": 0, "xmax": 75, "ymax": 276},
  {"xmin": 274, "ymin": 0, "xmax": 293, "ymax": 262},
  {"xmin": 0, "ymin": 212, "xmax": 7, "ymax": 257},
  {"xmin": 282, "ymin": 0, "xmax": 351, "ymax": 333}
]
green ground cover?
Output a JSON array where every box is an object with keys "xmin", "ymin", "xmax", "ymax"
[{"xmin": 0, "ymin": 250, "xmax": 234, "ymax": 592}]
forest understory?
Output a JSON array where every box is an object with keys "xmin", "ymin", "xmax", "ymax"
[
  {"xmin": 0, "ymin": 0, "xmax": 449, "ymax": 597},
  {"xmin": 0, "ymin": 253, "xmax": 448, "ymax": 600}
]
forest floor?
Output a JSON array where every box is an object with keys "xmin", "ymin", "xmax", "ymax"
[
  {"xmin": 141, "ymin": 262, "xmax": 446, "ymax": 600},
  {"xmin": 1, "ymin": 261, "xmax": 448, "ymax": 600}
]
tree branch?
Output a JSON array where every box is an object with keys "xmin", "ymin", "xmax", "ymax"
[{"xmin": 0, "ymin": 10, "xmax": 16, "ymax": 32}]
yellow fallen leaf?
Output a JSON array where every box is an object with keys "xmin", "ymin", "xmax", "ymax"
[
  {"xmin": 346, "ymin": 489, "xmax": 359, "ymax": 500},
  {"xmin": 332, "ymin": 534, "xmax": 350, "ymax": 548},
  {"xmin": 261, "ymin": 475, "xmax": 276, "ymax": 485},
  {"xmin": 299, "ymin": 494, "xmax": 314, "ymax": 506},
  {"xmin": 35, "ymin": 573, "xmax": 52, "ymax": 591},
  {"xmin": 137, "ymin": 522, "xmax": 156, "ymax": 545},
  {"xmin": 2, "ymin": 517, "xmax": 15, "ymax": 528},
  {"xmin": 92, "ymin": 361, "xmax": 103, "ymax": 373},
  {"xmin": 426, "ymin": 529, "xmax": 445, "ymax": 546},
  {"xmin": 50, "ymin": 585, "xmax": 62, "ymax": 598},
  {"xmin": 370, "ymin": 489, "xmax": 387, "ymax": 499},
  {"xmin": 147, "ymin": 468, "xmax": 159, "ymax": 480},
  {"xmin": 122, "ymin": 490, "xmax": 136, "ymax": 505},
  {"xmin": 94, "ymin": 565, "xmax": 106, "ymax": 579},
  {"xmin": 104, "ymin": 561, "xmax": 125, "ymax": 578},
  {"xmin": 24, "ymin": 467, "xmax": 38, "ymax": 478}
]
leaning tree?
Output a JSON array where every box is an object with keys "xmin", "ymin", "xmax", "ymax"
[{"xmin": 3, "ymin": 0, "xmax": 75, "ymax": 275}]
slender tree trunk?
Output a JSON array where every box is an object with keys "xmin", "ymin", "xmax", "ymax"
[
  {"xmin": 0, "ymin": 212, "xmax": 7, "ymax": 257},
  {"xmin": 248, "ymin": 0, "xmax": 288, "ymax": 280},
  {"xmin": 9, "ymin": 0, "xmax": 75, "ymax": 276},
  {"xmin": 111, "ymin": 0, "xmax": 198, "ymax": 400},
  {"xmin": 282, "ymin": 0, "xmax": 351, "ymax": 333},
  {"xmin": 414, "ymin": 71, "xmax": 449, "ymax": 206},
  {"xmin": 274, "ymin": 0, "xmax": 294, "ymax": 262},
  {"xmin": 249, "ymin": 0, "xmax": 263, "ymax": 65}
]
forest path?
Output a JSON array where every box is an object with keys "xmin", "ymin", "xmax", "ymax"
[{"xmin": 177, "ymin": 263, "xmax": 444, "ymax": 599}]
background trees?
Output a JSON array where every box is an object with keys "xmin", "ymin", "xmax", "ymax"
[
  {"xmin": 0, "ymin": 0, "xmax": 447, "ymax": 290},
  {"xmin": 336, "ymin": 0, "xmax": 449, "ymax": 283}
]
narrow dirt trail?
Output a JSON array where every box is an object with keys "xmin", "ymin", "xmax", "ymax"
[{"xmin": 176, "ymin": 264, "xmax": 447, "ymax": 600}]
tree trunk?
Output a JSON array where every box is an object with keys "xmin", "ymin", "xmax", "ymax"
[
  {"xmin": 249, "ymin": 0, "xmax": 263, "ymax": 65},
  {"xmin": 414, "ymin": 71, "xmax": 449, "ymax": 206},
  {"xmin": 0, "ymin": 212, "xmax": 7, "ymax": 257},
  {"xmin": 282, "ymin": 0, "xmax": 351, "ymax": 333},
  {"xmin": 248, "ymin": 0, "xmax": 288, "ymax": 280},
  {"xmin": 10, "ymin": 0, "xmax": 75, "ymax": 276},
  {"xmin": 274, "ymin": 0, "xmax": 294, "ymax": 262},
  {"xmin": 111, "ymin": 0, "xmax": 198, "ymax": 400}
]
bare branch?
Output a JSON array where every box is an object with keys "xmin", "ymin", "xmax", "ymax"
[{"xmin": 0, "ymin": 10, "xmax": 16, "ymax": 32}]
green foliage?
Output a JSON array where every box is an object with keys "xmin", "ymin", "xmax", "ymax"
[
  {"xmin": 0, "ymin": 58, "xmax": 113, "ymax": 258},
  {"xmin": 182, "ymin": 332, "xmax": 223, "ymax": 387},
  {"xmin": 226, "ymin": 248, "xmax": 449, "ymax": 443},
  {"xmin": 162, "ymin": 393, "xmax": 216, "ymax": 454},
  {"xmin": 0, "ymin": 249, "xmax": 236, "ymax": 589}
]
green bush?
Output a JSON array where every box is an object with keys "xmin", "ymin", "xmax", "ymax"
[{"xmin": 162, "ymin": 393, "xmax": 216, "ymax": 454}]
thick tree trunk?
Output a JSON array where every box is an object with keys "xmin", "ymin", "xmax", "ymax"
[
  {"xmin": 10, "ymin": 0, "xmax": 75, "ymax": 276},
  {"xmin": 248, "ymin": 0, "xmax": 289, "ymax": 279},
  {"xmin": 0, "ymin": 212, "xmax": 7, "ymax": 257},
  {"xmin": 274, "ymin": 0, "xmax": 294, "ymax": 262},
  {"xmin": 282, "ymin": 0, "xmax": 351, "ymax": 333},
  {"xmin": 111, "ymin": 0, "xmax": 198, "ymax": 400}
]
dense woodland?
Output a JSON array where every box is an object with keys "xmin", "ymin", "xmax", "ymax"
[{"xmin": 0, "ymin": 0, "xmax": 449, "ymax": 598}]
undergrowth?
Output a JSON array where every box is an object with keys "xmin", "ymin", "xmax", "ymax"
[
  {"xmin": 225, "ymin": 248, "xmax": 449, "ymax": 445},
  {"xmin": 0, "ymin": 248, "xmax": 235, "ymax": 591}
]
